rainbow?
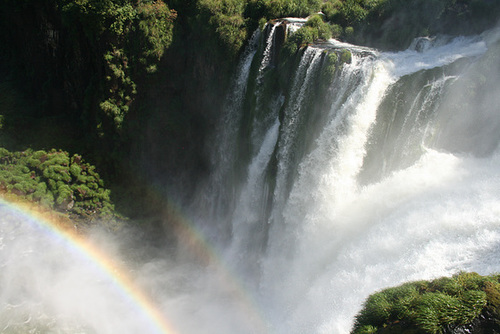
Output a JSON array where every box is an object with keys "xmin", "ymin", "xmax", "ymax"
[
  {"xmin": 0, "ymin": 197, "xmax": 177, "ymax": 334},
  {"xmin": 0, "ymin": 195, "xmax": 271, "ymax": 334}
]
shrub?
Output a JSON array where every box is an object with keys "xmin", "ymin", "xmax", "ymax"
[
  {"xmin": 262, "ymin": 0, "xmax": 322, "ymax": 19},
  {"xmin": 485, "ymin": 281, "xmax": 500, "ymax": 316},
  {"xmin": 136, "ymin": 1, "xmax": 177, "ymax": 61},
  {"xmin": 60, "ymin": 0, "xmax": 176, "ymax": 132},
  {"xmin": 352, "ymin": 272, "xmax": 500, "ymax": 334},
  {"xmin": 321, "ymin": 0, "xmax": 342, "ymax": 21},
  {"xmin": 413, "ymin": 292, "xmax": 462, "ymax": 333},
  {"xmin": 355, "ymin": 293, "xmax": 392, "ymax": 328},
  {"xmin": 306, "ymin": 14, "xmax": 333, "ymax": 40},
  {"xmin": 340, "ymin": 48, "xmax": 352, "ymax": 63},
  {"xmin": 282, "ymin": 14, "xmax": 334, "ymax": 55},
  {"xmin": 323, "ymin": 51, "xmax": 338, "ymax": 77},
  {"xmin": 197, "ymin": 0, "xmax": 248, "ymax": 57},
  {"xmin": 355, "ymin": 325, "xmax": 377, "ymax": 334},
  {"xmin": 0, "ymin": 148, "xmax": 115, "ymax": 219}
]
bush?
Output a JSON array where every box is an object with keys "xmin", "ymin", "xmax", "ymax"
[
  {"xmin": 340, "ymin": 48, "xmax": 352, "ymax": 63},
  {"xmin": 0, "ymin": 148, "xmax": 115, "ymax": 219},
  {"xmin": 323, "ymin": 51, "xmax": 338, "ymax": 77},
  {"xmin": 60, "ymin": 0, "xmax": 176, "ymax": 132},
  {"xmin": 282, "ymin": 14, "xmax": 333, "ymax": 55},
  {"xmin": 196, "ymin": 0, "xmax": 248, "ymax": 57},
  {"xmin": 306, "ymin": 14, "xmax": 333, "ymax": 39},
  {"xmin": 352, "ymin": 272, "xmax": 500, "ymax": 334},
  {"xmin": 136, "ymin": 1, "xmax": 177, "ymax": 61},
  {"xmin": 321, "ymin": 0, "xmax": 341, "ymax": 21},
  {"xmin": 262, "ymin": 0, "xmax": 322, "ymax": 18}
]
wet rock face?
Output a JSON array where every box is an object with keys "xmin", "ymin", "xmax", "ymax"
[
  {"xmin": 411, "ymin": 36, "xmax": 435, "ymax": 52},
  {"xmin": 264, "ymin": 20, "xmax": 290, "ymax": 68},
  {"xmin": 273, "ymin": 22, "xmax": 287, "ymax": 63}
]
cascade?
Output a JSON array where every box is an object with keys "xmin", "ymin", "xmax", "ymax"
[
  {"xmin": 272, "ymin": 46, "xmax": 324, "ymax": 217},
  {"xmin": 188, "ymin": 25, "xmax": 500, "ymax": 334},
  {"xmin": 193, "ymin": 29, "xmax": 262, "ymax": 243},
  {"xmin": 257, "ymin": 22, "xmax": 281, "ymax": 82},
  {"xmin": 2, "ymin": 21, "xmax": 500, "ymax": 334}
]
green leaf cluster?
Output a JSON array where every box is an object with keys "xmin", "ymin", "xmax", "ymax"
[
  {"xmin": 317, "ymin": 49, "xmax": 350, "ymax": 86},
  {"xmin": 259, "ymin": 0, "xmax": 322, "ymax": 19},
  {"xmin": 101, "ymin": 47, "xmax": 136, "ymax": 129},
  {"xmin": 321, "ymin": 0, "xmax": 381, "ymax": 26},
  {"xmin": 195, "ymin": 0, "xmax": 325, "ymax": 58},
  {"xmin": 282, "ymin": 14, "xmax": 336, "ymax": 55},
  {"xmin": 0, "ymin": 148, "xmax": 115, "ymax": 219},
  {"xmin": 352, "ymin": 272, "xmax": 500, "ymax": 334},
  {"xmin": 197, "ymin": 0, "xmax": 249, "ymax": 57},
  {"xmin": 136, "ymin": 1, "xmax": 177, "ymax": 61}
]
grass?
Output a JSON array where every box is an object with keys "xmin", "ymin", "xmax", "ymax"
[{"xmin": 352, "ymin": 272, "xmax": 500, "ymax": 334}]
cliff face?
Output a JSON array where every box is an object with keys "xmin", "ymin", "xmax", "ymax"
[
  {"xmin": 0, "ymin": 0, "xmax": 249, "ymax": 224},
  {"xmin": 1, "ymin": 0, "xmax": 180, "ymax": 135}
]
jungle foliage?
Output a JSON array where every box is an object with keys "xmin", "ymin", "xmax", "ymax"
[
  {"xmin": 59, "ymin": 0, "xmax": 177, "ymax": 132},
  {"xmin": 352, "ymin": 272, "xmax": 500, "ymax": 334},
  {"xmin": 0, "ymin": 148, "xmax": 115, "ymax": 221},
  {"xmin": 0, "ymin": 0, "xmax": 176, "ymax": 139}
]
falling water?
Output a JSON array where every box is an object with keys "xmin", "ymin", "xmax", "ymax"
[
  {"xmin": 271, "ymin": 46, "xmax": 324, "ymax": 216},
  {"xmin": 257, "ymin": 22, "xmax": 281, "ymax": 82},
  {"xmin": 2, "ymin": 20, "xmax": 500, "ymax": 334},
  {"xmin": 189, "ymin": 25, "xmax": 500, "ymax": 334}
]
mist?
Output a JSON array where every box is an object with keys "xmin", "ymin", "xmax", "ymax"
[{"xmin": 0, "ymin": 204, "xmax": 166, "ymax": 334}]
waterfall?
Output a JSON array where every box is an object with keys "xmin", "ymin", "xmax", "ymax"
[
  {"xmin": 190, "ymin": 25, "xmax": 500, "ymax": 334},
  {"xmin": 271, "ymin": 46, "xmax": 324, "ymax": 216},
  {"xmin": 257, "ymin": 22, "xmax": 281, "ymax": 82},
  {"xmin": 2, "ymin": 21, "xmax": 500, "ymax": 334},
  {"xmin": 193, "ymin": 29, "xmax": 261, "ymax": 243}
]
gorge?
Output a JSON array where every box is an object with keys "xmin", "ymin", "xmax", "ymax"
[{"xmin": 1, "ymin": 1, "xmax": 500, "ymax": 333}]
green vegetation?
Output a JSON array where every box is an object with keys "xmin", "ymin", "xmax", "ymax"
[
  {"xmin": 318, "ymin": 48, "xmax": 351, "ymax": 86},
  {"xmin": 283, "ymin": 14, "xmax": 336, "ymax": 55},
  {"xmin": 259, "ymin": 0, "xmax": 322, "ymax": 18},
  {"xmin": 193, "ymin": 0, "xmax": 324, "ymax": 59},
  {"xmin": 60, "ymin": 0, "xmax": 177, "ymax": 131},
  {"xmin": 264, "ymin": 0, "xmax": 500, "ymax": 53},
  {"xmin": 2, "ymin": 0, "xmax": 497, "ymax": 153},
  {"xmin": 196, "ymin": 0, "xmax": 249, "ymax": 57},
  {"xmin": 279, "ymin": 0, "xmax": 500, "ymax": 51},
  {"xmin": 0, "ymin": 148, "xmax": 115, "ymax": 220},
  {"xmin": 0, "ymin": 0, "xmax": 177, "ymax": 143},
  {"xmin": 352, "ymin": 272, "xmax": 500, "ymax": 334},
  {"xmin": 323, "ymin": 51, "xmax": 339, "ymax": 78}
]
